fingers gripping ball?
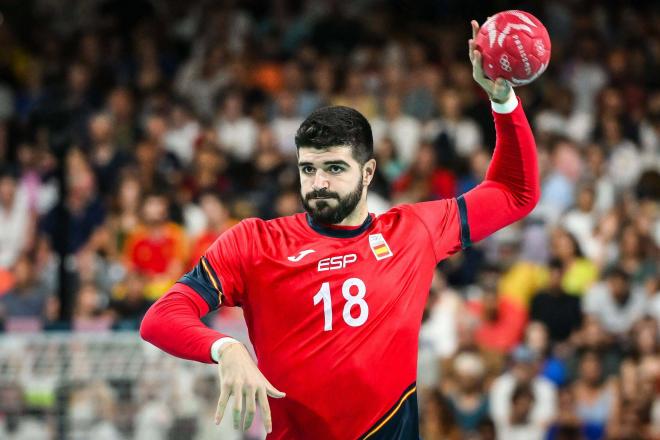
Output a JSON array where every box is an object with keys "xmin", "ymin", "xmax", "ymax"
[{"xmin": 474, "ymin": 10, "xmax": 551, "ymax": 86}]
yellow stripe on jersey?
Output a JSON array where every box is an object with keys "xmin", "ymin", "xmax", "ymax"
[
  {"xmin": 362, "ymin": 386, "xmax": 417, "ymax": 439},
  {"xmin": 373, "ymin": 245, "xmax": 389, "ymax": 255},
  {"xmin": 201, "ymin": 257, "xmax": 223, "ymax": 305}
]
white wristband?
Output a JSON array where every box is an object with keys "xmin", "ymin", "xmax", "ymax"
[
  {"xmin": 491, "ymin": 90, "xmax": 518, "ymax": 114},
  {"xmin": 211, "ymin": 337, "xmax": 240, "ymax": 363}
]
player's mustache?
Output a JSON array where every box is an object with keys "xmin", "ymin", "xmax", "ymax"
[{"xmin": 306, "ymin": 190, "xmax": 339, "ymax": 201}]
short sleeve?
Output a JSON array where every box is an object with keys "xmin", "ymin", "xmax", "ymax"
[
  {"xmin": 178, "ymin": 220, "xmax": 255, "ymax": 310},
  {"xmin": 403, "ymin": 197, "xmax": 465, "ymax": 263}
]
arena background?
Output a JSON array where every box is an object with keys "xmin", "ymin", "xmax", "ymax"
[{"xmin": 0, "ymin": 0, "xmax": 658, "ymax": 439}]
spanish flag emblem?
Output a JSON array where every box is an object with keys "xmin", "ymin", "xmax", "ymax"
[{"xmin": 369, "ymin": 233, "xmax": 393, "ymax": 261}]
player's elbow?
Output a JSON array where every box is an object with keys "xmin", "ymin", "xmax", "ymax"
[
  {"xmin": 511, "ymin": 184, "xmax": 540, "ymax": 219},
  {"xmin": 139, "ymin": 304, "xmax": 159, "ymax": 344}
]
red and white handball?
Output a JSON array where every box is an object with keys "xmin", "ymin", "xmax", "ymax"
[{"xmin": 474, "ymin": 10, "xmax": 551, "ymax": 86}]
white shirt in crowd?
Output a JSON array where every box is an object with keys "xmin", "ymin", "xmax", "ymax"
[
  {"xmin": 583, "ymin": 282, "xmax": 648, "ymax": 335},
  {"xmin": 422, "ymin": 117, "xmax": 483, "ymax": 158},
  {"xmin": 371, "ymin": 115, "xmax": 421, "ymax": 167},
  {"xmin": 490, "ymin": 373, "xmax": 557, "ymax": 440},
  {"xmin": 271, "ymin": 116, "xmax": 304, "ymax": 157},
  {"xmin": 534, "ymin": 109, "xmax": 594, "ymax": 144},
  {"xmin": 216, "ymin": 117, "xmax": 258, "ymax": 161},
  {"xmin": 164, "ymin": 120, "xmax": 201, "ymax": 165},
  {"xmin": 0, "ymin": 186, "xmax": 30, "ymax": 269}
]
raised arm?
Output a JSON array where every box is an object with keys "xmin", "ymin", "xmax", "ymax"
[{"xmin": 459, "ymin": 20, "xmax": 540, "ymax": 245}]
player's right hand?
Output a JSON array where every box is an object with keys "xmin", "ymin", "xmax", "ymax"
[
  {"xmin": 214, "ymin": 342, "xmax": 286, "ymax": 434},
  {"xmin": 468, "ymin": 19, "xmax": 513, "ymax": 104}
]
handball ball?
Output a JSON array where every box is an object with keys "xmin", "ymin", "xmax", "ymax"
[{"xmin": 474, "ymin": 10, "xmax": 551, "ymax": 86}]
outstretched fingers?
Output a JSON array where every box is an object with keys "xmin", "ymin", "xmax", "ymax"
[
  {"xmin": 471, "ymin": 19, "xmax": 479, "ymax": 39},
  {"xmin": 257, "ymin": 388, "xmax": 272, "ymax": 434},
  {"xmin": 215, "ymin": 381, "xmax": 232, "ymax": 425}
]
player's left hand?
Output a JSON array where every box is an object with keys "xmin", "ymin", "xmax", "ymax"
[
  {"xmin": 214, "ymin": 342, "xmax": 285, "ymax": 434},
  {"xmin": 468, "ymin": 19, "xmax": 513, "ymax": 104}
]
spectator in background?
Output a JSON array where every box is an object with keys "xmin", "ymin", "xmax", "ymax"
[
  {"xmin": 533, "ymin": 85, "xmax": 593, "ymax": 144},
  {"xmin": 280, "ymin": 61, "xmax": 323, "ymax": 118},
  {"xmin": 373, "ymin": 137, "xmax": 405, "ymax": 186},
  {"xmin": 403, "ymin": 64, "xmax": 443, "ymax": 121},
  {"xmin": 0, "ymin": 382, "xmax": 50, "ymax": 439},
  {"xmin": 271, "ymin": 90, "xmax": 305, "ymax": 157},
  {"xmin": 0, "ymin": 255, "xmax": 49, "ymax": 330},
  {"xmin": 572, "ymin": 349, "xmax": 618, "ymax": 440},
  {"xmin": 87, "ymin": 113, "xmax": 132, "ymax": 197},
  {"xmin": 602, "ymin": 118, "xmax": 643, "ymax": 191},
  {"xmin": 419, "ymin": 389, "xmax": 462, "ymax": 440},
  {"xmin": 530, "ymin": 259, "xmax": 583, "ymax": 343},
  {"xmin": 583, "ymin": 267, "xmax": 647, "ymax": 337},
  {"xmin": 140, "ymin": 112, "xmax": 184, "ymax": 189},
  {"xmin": 548, "ymin": 387, "xmax": 582, "ymax": 440},
  {"xmin": 14, "ymin": 142, "xmax": 58, "ymax": 216},
  {"xmin": 123, "ymin": 192, "xmax": 187, "ymax": 300},
  {"xmin": 524, "ymin": 322, "xmax": 569, "ymax": 387},
  {"xmin": 419, "ymin": 271, "xmax": 464, "ymax": 363},
  {"xmin": 106, "ymin": 87, "xmax": 139, "ymax": 152},
  {"xmin": 561, "ymin": 184, "xmax": 597, "ymax": 256},
  {"xmin": 564, "ymin": 35, "xmax": 608, "ymax": 114},
  {"xmin": 582, "ymin": 144, "xmax": 616, "ymax": 214},
  {"xmin": 490, "ymin": 346, "xmax": 557, "ymax": 440},
  {"xmin": 371, "ymin": 93, "xmax": 421, "ymax": 167},
  {"xmin": 236, "ymin": 125, "xmax": 293, "ymax": 218},
  {"xmin": 444, "ymin": 351, "xmax": 490, "ymax": 435},
  {"xmin": 164, "ymin": 101, "xmax": 201, "ymax": 166},
  {"xmin": 569, "ymin": 315, "xmax": 621, "ymax": 380},
  {"xmin": 332, "ymin": 68, "xmax": 377, "ymax": 120},
  {"xmin": 467, "ymin": 272, "xmax": 528, "ymax": 355},
  {"xmin": 549, "ymin": 228, "xmax": 599, "ymax": 296},
  {"xmin": 175, "ymin": 45, "xmax": 233, "ymax": 120},
  {"xmin": 583, "ymin": 209, "xmax": 620, "ymax": 269},
  {"xmin": 108, "ymin": 271, "xmax": 152, "ymax": 330},
  {"xmin": 40, "ymin": 150, "xmax": 106, "ymax": 256},
  {"xmin": 392, "ymin": 142, "xmax": 457, "ymax": 203},
  {"xmin": 424, "ymin": 88, "xmax": 482, "ymax": 160},
  {"xmin": 215, "ymin": 90, "xmax": 258, "ymax": 161},
  {"xmin": 106, "ymin": 172, "xmax": 143, "ymax": 260},
  {"xmin": 188, "ymin": 190, "xmax": 236, "ymax": 265},
  {"xmin": 500, "ymin": 384, "xmax": 544, "ymax": 440},
  {"xmin": 0, "ymin": 166, "xmax": 31, "ymax": 269},
  {"xmin": 618, "ymin": 224, "xmax": 657, "ymax": 284},
  {"xmin": 535, "ymin": 139, "xmax": 582, "ymax": 224},
  {"xmin": 72, "ymin": 282, "xmax": 112, "ymax": 331}
]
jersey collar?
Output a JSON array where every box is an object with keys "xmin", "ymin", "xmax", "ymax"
[{"xmin": 305, "ymin": 213, "xmax": 374, "ymax": 238}]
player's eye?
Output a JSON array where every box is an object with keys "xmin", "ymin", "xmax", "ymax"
[
  {"xmin": 328, "ymin": 165, "xmax": 344, "ymax": 174},
  {"xmin": 301, "ymin": 166, "xmax": 315, "ymax": 174}
]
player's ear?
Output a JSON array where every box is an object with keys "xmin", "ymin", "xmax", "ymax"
[{"xmin": 362, "ymin": 159, "xmax": 376, "ymax": 185}]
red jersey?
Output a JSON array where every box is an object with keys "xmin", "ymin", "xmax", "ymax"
[
  {"xmin": 197, "ymin": 201, "xmax": 462, "ymax": 439},
  {"xmin": 141, "ymin": 97, "xmax": 540, "ymax": 439}
]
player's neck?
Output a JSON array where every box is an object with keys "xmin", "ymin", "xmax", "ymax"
[{"xmin": 333, "ymin": 202, "xmax": 369, "ymax": 227}]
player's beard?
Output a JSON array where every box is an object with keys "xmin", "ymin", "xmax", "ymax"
[{"xmin": 301, "ymin": 179, "xmax": 364, "ymax": 225}]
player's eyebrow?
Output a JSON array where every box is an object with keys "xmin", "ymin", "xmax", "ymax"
[{"xmin": 298, "ymin": 160, "xmax": 351, "ymax": 168}]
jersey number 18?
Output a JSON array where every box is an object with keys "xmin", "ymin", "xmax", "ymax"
[{"xmin": 313, "ymin": 278, "xmax": 368, "ymax": 331}]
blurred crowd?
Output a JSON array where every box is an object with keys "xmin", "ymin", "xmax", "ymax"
[{"xmin": 0, "ymin": 0, "xmax": 658, "ymax": 439}]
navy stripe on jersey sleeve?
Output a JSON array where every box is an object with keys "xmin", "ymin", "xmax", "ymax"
[
  {"xmin": 456, "ymin": 195, "xmax": 472, "ymax": 249},
  {"xmin": 178, "ymin": 256, "xmax": 223, "ymax": 311}
]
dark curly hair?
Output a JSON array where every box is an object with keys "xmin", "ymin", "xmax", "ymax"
[{"xmin": 295, "ymin": 106, "xmax": 374, "ymax": 165}]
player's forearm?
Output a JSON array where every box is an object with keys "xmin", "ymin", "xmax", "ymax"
[
  {"xmin": 140, "ymin": 282, "xmax": 229, "ymax": 364},
  {"xmin": 463, "ymin": 92, "xmax": 540, "ymax": 242}
]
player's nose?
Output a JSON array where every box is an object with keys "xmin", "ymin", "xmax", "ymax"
[{"xmin": 312, "ymin": 170, "xmax": 329, "ymax": 190}]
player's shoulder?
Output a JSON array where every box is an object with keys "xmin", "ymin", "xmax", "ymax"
[
  {"xmin": 375, "ymin": 199, "xmax": 455, "ymax": 221},
  {"xmin": 228, "ymin": 213, "xmax": 306, "ymax": 237}
]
